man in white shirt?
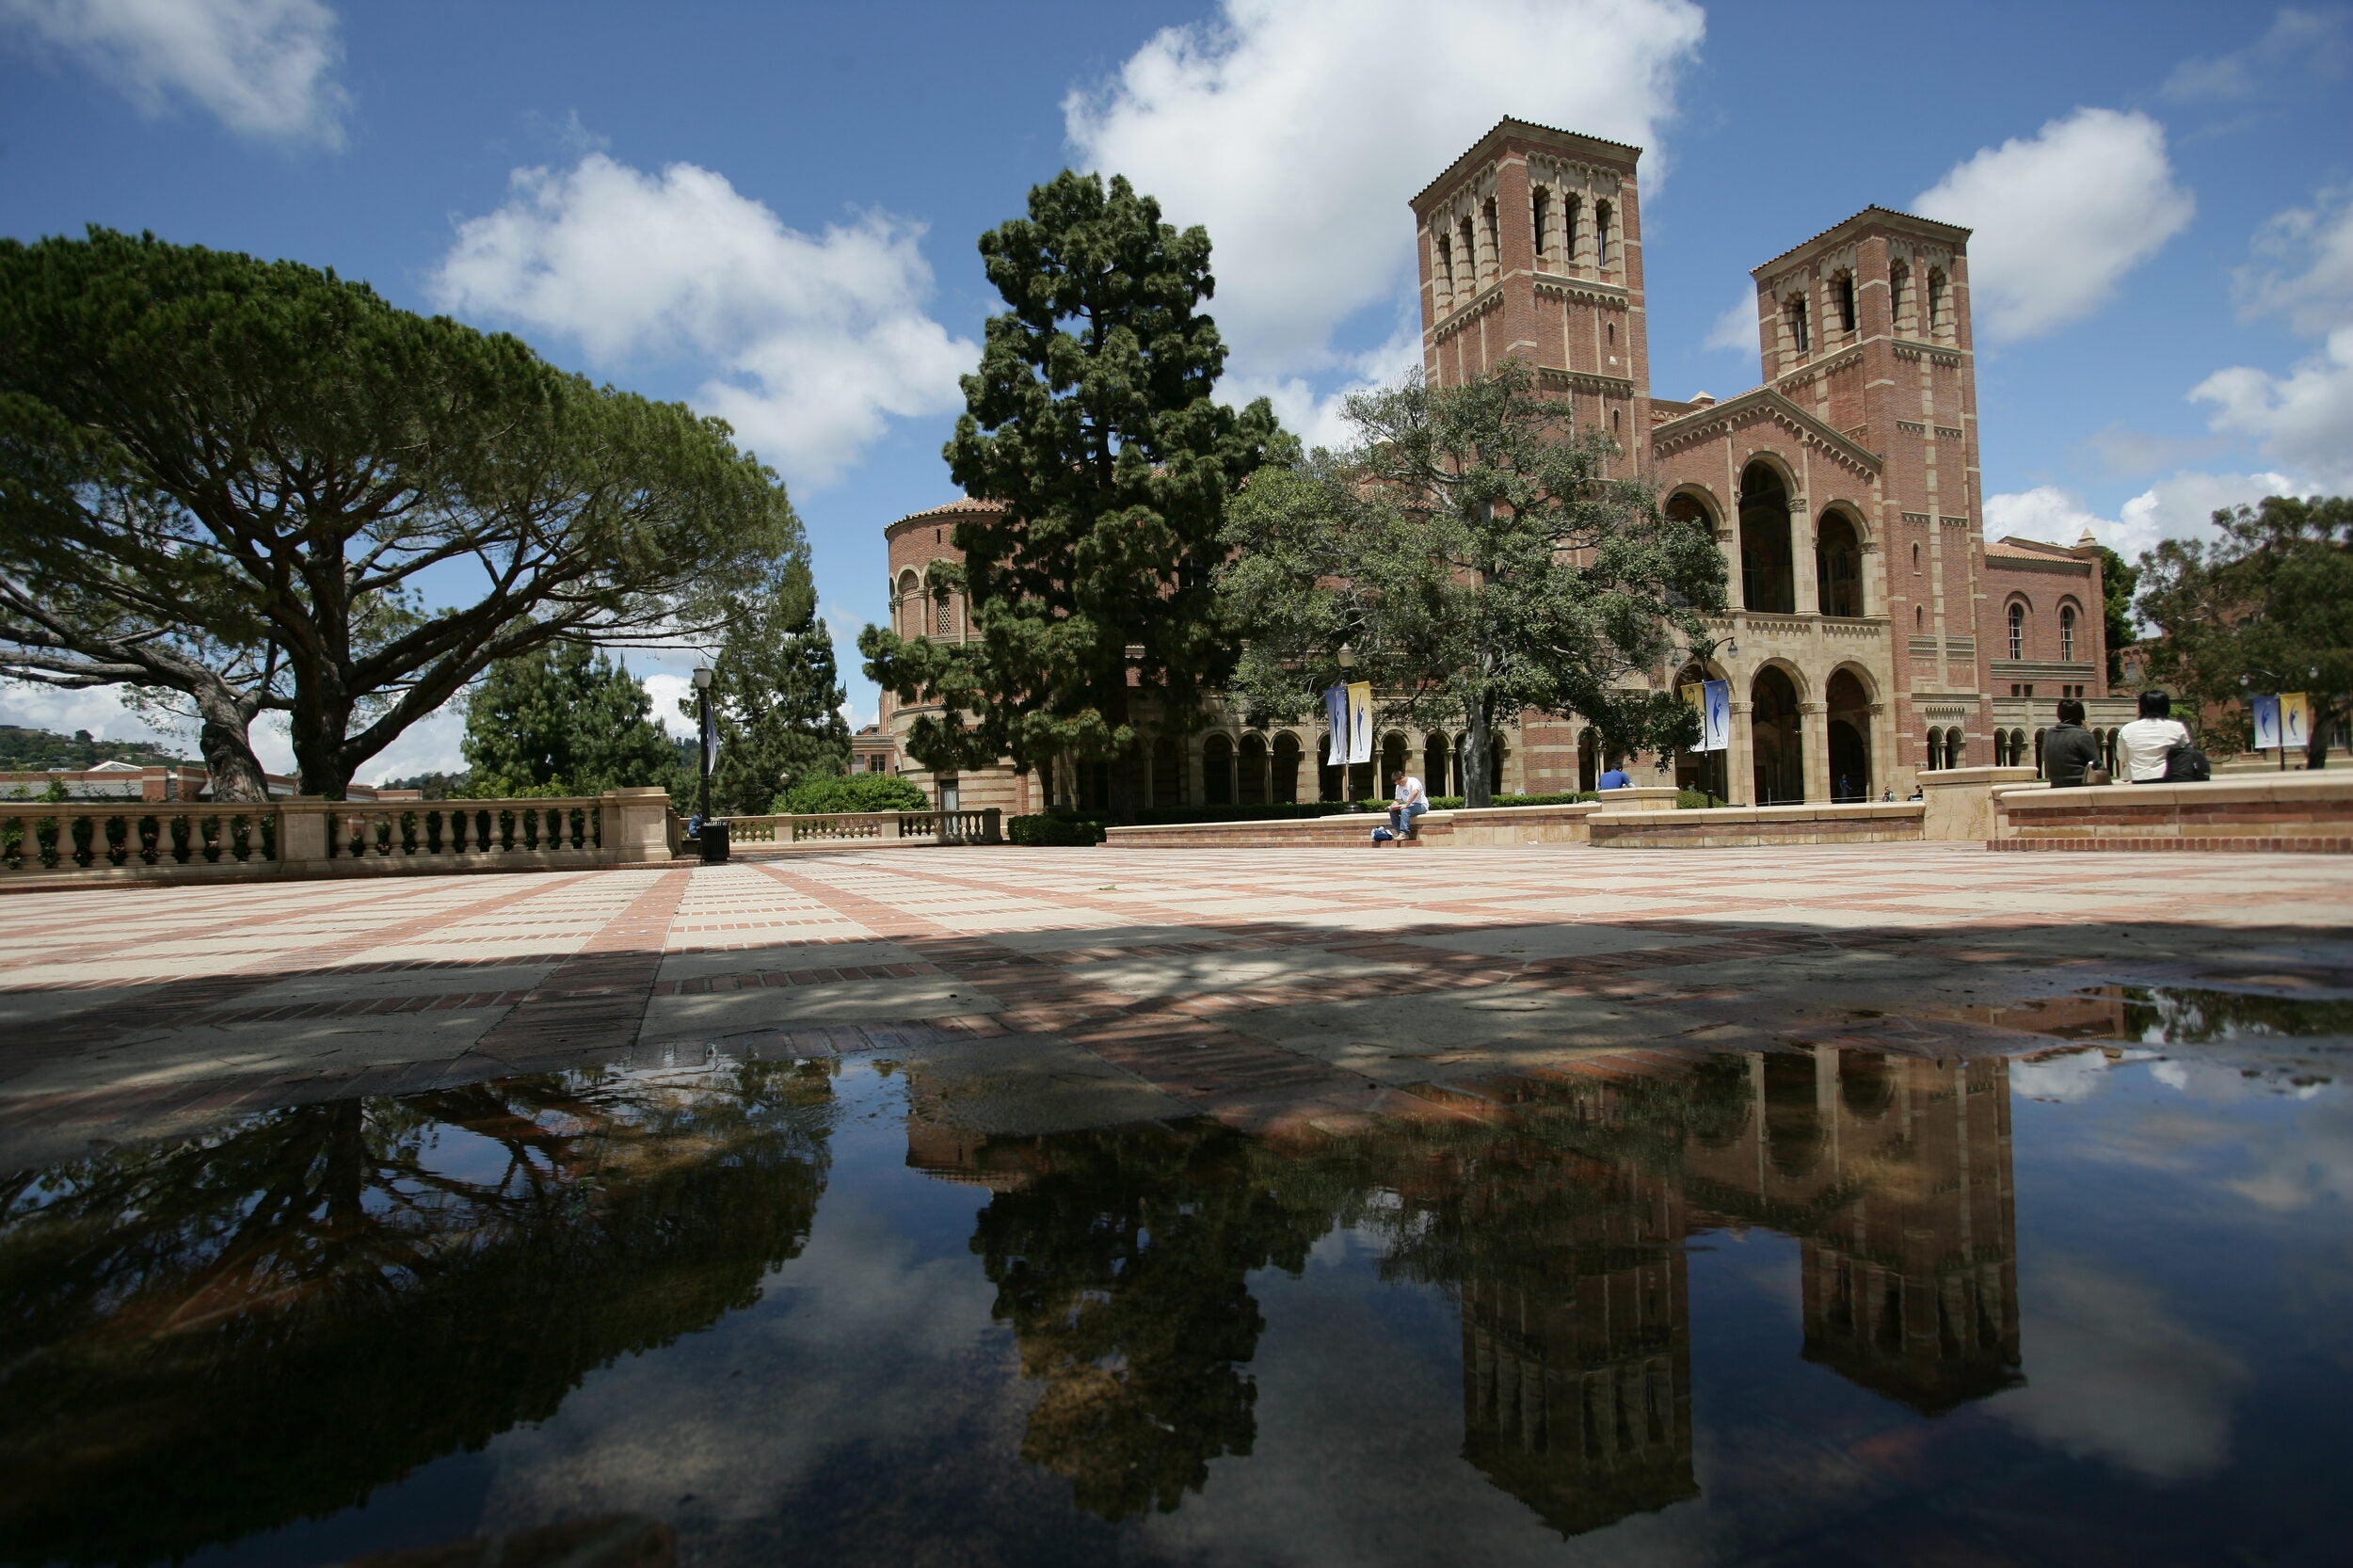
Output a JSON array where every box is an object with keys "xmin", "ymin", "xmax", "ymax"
[
  {"xmin": 2116, "ymin": 689, "xmax": 2194, "ymax": 783},
  {"xmin": 1388, "ymin": 769, "xmax": 1430, "ymax": 839}
]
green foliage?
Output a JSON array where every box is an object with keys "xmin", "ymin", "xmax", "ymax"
[
  {"xmin": 2136, "ymin": 493, "xmax": 2352, "ymax": 762},
  {"xmin": 0, "ymin": 229, "xmax": 801, "ymax": 799},
  {"xmin": 2096, "ymin": 545, "xmax": 2139, "ymax": 686},
  {"xmin": 460, "ymin": 643, "xmax": 678, "ymax": 797},
  {"xmin": 680, "ymin": 556, "xmax": 850, "ymax": 815},
  {"xmin": 1008, "ymin": 813, "xmax": 1108, "ymax": 845},
  {"xmin": 774, "ymin": 771, "xmax": 928, "ymax": 815},
  {"xmin": 375, "ymin": 770, "xmax": 472, "ymax": 800},
  {"xmin": 1220, "ymin": 362, "xmax": 1727, "ymax": 808},
  {"xmin": 859, "ymin": 171, "xmax": 1285, "ymax": 824},
  {"xmin": 0, "ymin": 724, "xmax": 185, "ymax": 770},
  {"xmin": 1676, "ymin": 789, "xmax": 1727, "ymax": 808}
]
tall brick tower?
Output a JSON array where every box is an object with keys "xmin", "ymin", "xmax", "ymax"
[
  {"xmin": 1413, "ymin": 120, "xmax": 1652, "ymax": 472},
  {"xmin": 1744, "ymin": 210, "xmax": 1990, "ymax": 766}
]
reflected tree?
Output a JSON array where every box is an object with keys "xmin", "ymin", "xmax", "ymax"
[
  {"xmin": 969, "ymin": 1122, "xmax": 1337, "ymax": 1521},
  {"xmin": 0, "ymin": 1060, "xmax": 835, "ymax": 1567}
]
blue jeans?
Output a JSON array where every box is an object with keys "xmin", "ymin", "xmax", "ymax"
[{"xmin": 1389, "ymin": 800, "xmax": 1429, "ymax": 837}]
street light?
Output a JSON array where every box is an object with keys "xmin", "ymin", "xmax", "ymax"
[
  {"xmin": 1337, "ymin": 642, "xmax": 1358, "ymax": 669},
  {"xmin": 691, "ymin": 664, "xmax": 714, "ymax": 827}
]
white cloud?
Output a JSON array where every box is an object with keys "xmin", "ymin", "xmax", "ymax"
[
  {"xmin": 1063, "ymin": 0, "xmax": 1705, "ymax": 380},
  {"xmin": 2162, "ymin": 7, "xmax": 2352, "ymax": 103},
  {"xmin": 640, "ymin": 672, "xmax": 700, "ymax": 741},
  {"xmin": 2188, "ymin": 185, "xmax": 2353, "ymax": 490},
  {"xmin": 1992, "ymin": 1261, "xmax": 2249, "ymax": 1481},
  {"xmin": 1986, "ymin": 471, "xmax": 2304, "ymax": 561},
  {"xmin": 1703, "ymin": 289, "xmax": 1757, "ymax": 355},
  {"xmin": 1226, "ymin": 322, "xmax": 1425, "ymax": 453},
  {"xmin": 0, "ymin": 0, "xmax": 347, "ymax": 146},
  {"xmin": 431, "ymin": 152, "xmax": 976, "ymax": 489},
  {"xmin": 1912, "ymin": 108, "xmax": 2193, "ymax": 343}
]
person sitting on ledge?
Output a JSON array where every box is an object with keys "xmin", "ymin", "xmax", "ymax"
[
  {"xmin": 1388, "ymin": 767, "xmax": 1430, "ymax": 840},
  {"xmin": 2042, "ymin": 697, "xmax": 2103, "ymax": 788},
  {"xmin": 2117, "ymin": 689, "xmax": 2193, "ymax": 784},
  {"xmin": 1597, "ymin": 760, "xmax": 1633, "ymax": 790}
]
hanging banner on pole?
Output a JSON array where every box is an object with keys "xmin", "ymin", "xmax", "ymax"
[
  {"xmin": 1702, "ymin": 680, "xmax": 1732, "ymax": 753},
  {"xmin": 2252, "ymin": 694, "xmax": 2282, "ymax": 752},
  {"xmin": 2281, "ymin": 693, "xmax": 2312, "ymax": 752},
  {"xmin": 1344, "ymin": 681, "xmax": 1375, "ymax": 765},
  {"xmin": 1322, "ymin": 684, "xmax": 1349, "ymax": 766}
]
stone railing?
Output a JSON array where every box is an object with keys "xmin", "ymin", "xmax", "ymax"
[
  {"xmin": 1993, "ymin": 773, "xmax": 2353, "ymax": 853},
  {"xmin": 0, "ymin": 787, "xmax": 676, "ymax": 887},
  {"xmin": 723, "ymin": 808, "xmax": 1002, "ymax": 847}
]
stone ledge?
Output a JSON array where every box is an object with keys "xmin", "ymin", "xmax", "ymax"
[{"xmin": 1590, "ymin": 801, "xmax": 1924, "ymax": 849}]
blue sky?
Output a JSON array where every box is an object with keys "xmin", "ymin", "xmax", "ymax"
[{"xmin": 3, "ymin": 0, "xmax": 2348, "ymax": 780}]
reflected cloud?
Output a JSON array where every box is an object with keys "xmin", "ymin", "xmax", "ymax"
[{"xmin": 1993, "ymin": 1261, "xmax": 2249, "ymax": 1480}]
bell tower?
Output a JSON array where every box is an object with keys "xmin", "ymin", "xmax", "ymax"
[{"xmin": 1412, "ymin": 119, "xmax": 1653, "ymax": 472}]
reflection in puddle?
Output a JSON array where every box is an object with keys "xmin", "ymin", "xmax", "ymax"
[
  {"xmin": 1973, "ymin": 984, "xmax": 2353, "ymax": 1045},
  {"xmin": 0, "ymin": 1041, "xmax": 2345, "ymax": 1566}
]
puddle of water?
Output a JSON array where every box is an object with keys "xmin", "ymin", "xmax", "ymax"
[
  {"xmin": 2, "ymin": 1043, "xmax": 2348, "ymax": 1566},
  {"xmin": 1967, "ymin": 983, "xmax": 2353, "ymax": 1047}
]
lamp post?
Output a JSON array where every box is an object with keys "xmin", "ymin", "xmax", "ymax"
[
  {"xmin": 691, "ymin": 664, "xmax": 714, "ymax": 823},
  {"xmin": 1336, "ymin": 644, "xmax": 1359, "ymax": 803}
]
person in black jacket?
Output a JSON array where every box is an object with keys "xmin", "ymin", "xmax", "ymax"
[{"xmin": 2042, "ymin": 697, "xmax": 2103, "ymax": 787}]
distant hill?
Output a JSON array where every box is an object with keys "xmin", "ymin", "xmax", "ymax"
[{"xmin": 0, "ymin": 725, "xmax": 189, "ymax": 771}]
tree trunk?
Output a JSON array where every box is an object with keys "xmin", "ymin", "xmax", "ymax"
[
  {"xmin": 290, "ymin": 691, "xmax": 357, "ymax": 801},
  {"xmin": 189, "ymin": 682, "xmax": 272, "ymax": 803},
  {"xmin": 2307, "ymin": 695, "xmax": 2337, "ymax": 770},
  {"xmin": 1464, "ymin": 700, "xmax": 1495, "ymax": 809}
]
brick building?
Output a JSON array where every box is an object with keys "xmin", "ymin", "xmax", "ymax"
[{"xmin": 880, "ymin": 118, "xmax": 2129, "ymax": 812}]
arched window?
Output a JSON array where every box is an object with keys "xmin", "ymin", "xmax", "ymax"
[
  {"xmin": 1752, "ymin": 666, "xmax": 1803, "ymax": 804},
  {"xmin": 1914, "ymin": 604, "xmax": 1925, "ymax": 629},
  {"xmin": 1594, "ymin": 200, "xmax": 1613, "ymax": 267},
  {"xmin": 895, "ymin": 569, "xmax": 922, "ymax": 637},
  {"xmin": 1816, "ymin": 510, "xmax": 1863, "ymax": 616},
  {"xmin": 1890, "ymin": 261, "xmax": 1911, "ymax": 332},
  {"xmin": 1481, "ymin": 198, "xmax": 1500, "ymax": 280},
  {"xmin": 1458, "ymin": 216, "xmax": 1477, "ymax": 289},
  {"xmin": 1434, "ymin": 232, "xmax": 1454, "ymax": 307},
  {"xmin": 1738, "ymin": 462, "xmax": 1796, "ymax": 614},
  {"xmin": 1423, "ymin": 731, "xmax": 1451, "ymax": 797},
  {"xmin": 1926, "ymin": 727, "xmax": 1945, "ymax": 771},
  {"xmin": 1530, "ymin": 187, "xmax": 1551, "ymax": 265},
  {"xmin": 1928, "ymin": 268, "xmax": 1949, "ymax": 339},
  {"xmin": 1202, "ymin": 734, "xmax": 1234, "ymax": 807},
  {"xmin": 2060, "ymin": 605, "xmax": 2077, "ymax": 661},
  {"xmin": 1787, "ymin": 294, "xmax": 1811, "ymax": 354},
  {"xmin": 2007, "ymin": 601, "xmax": 2025, "ymax": 660},
  {"xmin": 1945, "ymin": 728, "xmax": 1966, "ymax": 769},
  {"xmin": 1834, "ymin": 271, "xmax": 1858, "ymax": 332},
  {"xmin": 1562, "ymin": 195, "xmax": 1582, "ymax": 265}
]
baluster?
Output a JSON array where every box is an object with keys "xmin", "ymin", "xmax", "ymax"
[
  {"xmin": 201, "ymin": 815, "xmax": 224, "ymax": 864},
  {"xmin": 169, "ymin": 814, "xmax": 192, "ymax": 864},
  {"xmin": 36, "ymin": 813, "xmax": 59, "ymax": 870},
  {"xmin": 69, "ymin": 813, "xmax": 94, "ymax": 868},
  {"xmin": 137, "ymin": 814, "xmax": 161, "ymax": 865},
  {"xmin": 104, "ymin": 816, "xmax": 128, "ymax": 866},
  {"xmin": 399, "ymin": 810, "xmax": 419, "ymax": 856},
  {"xmin": 424, "ymin": 808, "xmax": 443, "ymax": 855},
  {"xmin": 229, "ymin": 813, "xmax": 250, "ymax": 863},
  {"xmin": 260, "ymin": 813, "xmax": 277, "ymax": 861}
]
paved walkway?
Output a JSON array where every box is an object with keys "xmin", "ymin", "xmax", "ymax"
[{"xmin": 5, "ymin": 843, "xmax": 2350, "ymax": 1169}]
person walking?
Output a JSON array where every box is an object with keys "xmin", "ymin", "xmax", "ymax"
[
  {"xmin": 2042, "ymin": 697, "xmax": 2103, "ymax": 787},
  {"xmin": 2116, "ymin": 689, "xmax": 2194, "ymax": 783},
  {"xmin": 1388, "ymin": 767, "xmax": 1430, "ymax": 840}
]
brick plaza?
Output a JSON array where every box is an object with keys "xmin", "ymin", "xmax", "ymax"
[{"xmin": 5, "ymin": 841, "xmax": 2350, "ymax": 1171}]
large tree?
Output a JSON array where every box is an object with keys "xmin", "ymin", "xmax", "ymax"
[
  {"xmin": 2096, "ymin": 545, "xmax": 2139, "ymax": 687},
  {"xmin": 2137, "ymin": 492, "xmax": 2351, "ymax": 765},
  {"xmin": 460, "ymin": 642, "xmax": 679, "ymax": 797},
  {"xmin": 858, "ymin": 172, "xmax": 1283, "ymax": 824},
  {"xmin": 0, "ymin": 229, "xmax": 797, "ymax": 799},
  {"xmin": 1219, "ymin": 363, "xmax": 1727, "ymax": 808},
  {"xmin": 678, "ymin": 555, "xmax": 849, "ymax": 815}
]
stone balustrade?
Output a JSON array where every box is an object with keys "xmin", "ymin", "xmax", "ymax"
[
  {"xmin": 0, "ymin": 787, "xmax": 678, "ymax": 888},
  {"xmin": 1993, "ymin": 772, "xmax": 2353, "ymax": 852},
  {"xmin": 723, "ymin": 808, "xmax": 1002, "ymax": 847}
]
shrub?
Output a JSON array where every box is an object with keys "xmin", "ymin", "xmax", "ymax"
[
  {"xmin": 773, "ymin": 773, "xmax": 929, "ymax": 815},
  {"xmin": 1676, "ymin": 789, "xmax": 1727, "ymax": 808},
  {"xmin": 1009, "ymin": 814, "xmax": 1106, "ymax": 846}
]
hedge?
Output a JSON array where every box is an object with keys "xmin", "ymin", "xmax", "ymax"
[{"xmin": 1008, "ymin": 814, "xmax": 1107, "ymax": 846}]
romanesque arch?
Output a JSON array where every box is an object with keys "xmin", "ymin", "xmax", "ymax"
[
  {"xmin": 1381, "ymin": 731, "xmax": 1410, "ymax": 791},
  {"xmin": 1238, "ymin": 732, "xmax": 1269, "ymax": 807},
  {"xmin": 1271, "ymin": 732, "xmax": 1302, "ymax": 805},
  {"xmin": 1202, "ymin": 734, "xmax": 1234, "ymax": 807},
  {"xmin": 1752, "ymin": 664, "xmax": 1805, "ymax": 804},
  {"xmin": 1826, "ymin": 666, "xmax": 1872, "ymax": 801},
  {"xmin": 1422, "ymin": 731, "xmax": 1451, "ymax": 797},
  {"xmin": 1577, "ymin": 727, "xmax": 1600, "ymax": 792},
  {"xmin": 1738, "ymin": 460, "xmax": 1797, "ymax": 614},
  {"xmin": 1816, "ymin": 507, "xmax": 1865, "ymax": 617},
  {"xmin": 1764, "ymin": 1052, "xmax": 1825, "ymax": 1177}
]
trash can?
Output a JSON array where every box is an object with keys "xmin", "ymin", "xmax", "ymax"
[{"xmin": 697, "ymin": 820, "xmax": 730, "ymax": 864}]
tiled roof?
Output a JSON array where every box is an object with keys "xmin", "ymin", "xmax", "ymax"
[
  {"xmin": 892, "ymin": 495, "xmax": 1002, "ymax": 527},
  {"xmin": 1985, "ymin": 537, "xmax": 2089, "ymax": 564},
  {"xmin": 1412, "ymin": 118, "xmax": 1641, "ymax": 204},
  {"xmin": 1752, "ymin": 205, "xmax": 1972, "ymax": 276}
]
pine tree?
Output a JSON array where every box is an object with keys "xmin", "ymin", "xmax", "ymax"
[
  {"xmin": 858, "ymin": 171, "xmax": 1284, "ymax": 824},
  {"xmin": 679, "ymin": 557, "xmax": 850, "ymax": 815},
  {"xmin": 461, "ymin": 644, "xmax": 678, "ymax": 797}
]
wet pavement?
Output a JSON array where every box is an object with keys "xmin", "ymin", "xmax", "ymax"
[{"xmin": 3, "ymin": 844, "xmax": 2351, "ymax": 1563}]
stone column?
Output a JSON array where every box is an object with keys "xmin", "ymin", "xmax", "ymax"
[
  {"xmin": 1793, "ymin": 500, "xmax": 1819, "ymax": 616},
  {"xmin": 277, "ymin": 801, "xmax": 328, "ymax": 865},
  {"xmin": 600, "ymin": 788, "xmax": 675, "ymax": 863},
  {"xmin": 1801, "ymin": 700, "xmax": 1830, "ymax": 802},
  {"xmin": 1729, "ymin": 699, "xmax": 1755, "ymax": 807}
]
